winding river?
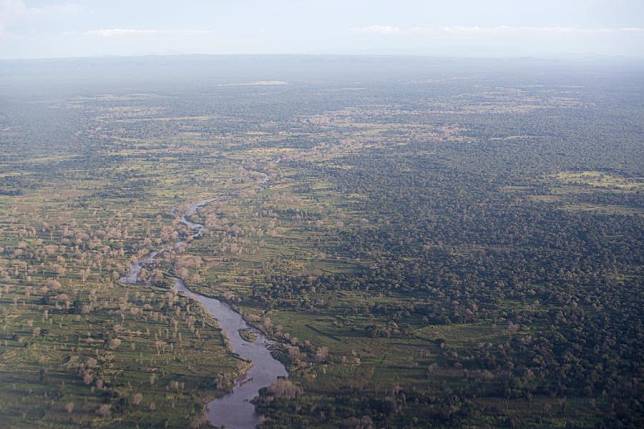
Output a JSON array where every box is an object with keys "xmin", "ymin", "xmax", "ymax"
[{"xmin": 122, "ymin": 199, "xmax": 288, "ymax": 429}]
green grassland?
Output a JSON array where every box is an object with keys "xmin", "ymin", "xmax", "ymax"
[{"xmin": 0, "ymin": 149, "xmax": 246, "ymax": 428}]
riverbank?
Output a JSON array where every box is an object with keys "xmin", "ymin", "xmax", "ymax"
[{"xmin": 123, "ymin": 200, "xmax": 288, "ymax": 429}]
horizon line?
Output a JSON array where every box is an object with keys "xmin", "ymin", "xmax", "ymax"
[{"xmin": 2, "ymin": 52, "xmax": 644, "ymax": 63}]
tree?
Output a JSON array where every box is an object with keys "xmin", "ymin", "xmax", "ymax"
[{"xmin": 267, "ymin": 379, "xmax": 302, "ymax": 399}]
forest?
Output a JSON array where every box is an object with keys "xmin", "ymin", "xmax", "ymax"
[{"xmin": 0, "ymin": 57, "xmax": 642, "ymax": 428}]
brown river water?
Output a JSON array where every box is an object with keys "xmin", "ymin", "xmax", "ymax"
[{"xmin": 123, "ymin": 200, "xmax": 288, "ymax": 428}]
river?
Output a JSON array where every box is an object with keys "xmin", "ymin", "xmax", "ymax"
[{"xmin": 122, "ymin": 199, "xmax": 288, "ymax": 429}]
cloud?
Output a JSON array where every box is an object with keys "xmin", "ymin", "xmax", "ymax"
[
  {"xmin": 86, "ymin": 29, "xmax": 161, "ymax": 38},
  {"xmin": 354, "ymin": 25, "xmax": 401, "ymax": 35},
  {"xmin": 353, "ymin": 25, "xmax": 644, "ymax": 36},
  {"xmin": 85, "ymin": 28, "xmax": 214, "ymax": 38},
  {"xmin": 349, "ymin": 24, "xmax": 644, "ymax": 56}
]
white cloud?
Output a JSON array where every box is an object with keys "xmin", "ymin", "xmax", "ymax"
[
  {"xmin": 85, "ymin": 28, "xmax": 214, "ymax": 38},
  {"xmin": 353, "ymin": 25, "xmax": 644, "ymax": 36},
  {"xmin": 348, "ymin": 24, "xmax": 644, "ymax": 56},
  {"xmin": 86, "ymin": 29, "xmax": 161, "ymax": 38},
  {"xmin": 354, "ymin": 25, "xmax": 401, "ymax": 35}
]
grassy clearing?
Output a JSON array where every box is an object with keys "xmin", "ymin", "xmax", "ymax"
[{"xmin": 553, "ymin": 171, "xmax": 643, "ymax": 192}]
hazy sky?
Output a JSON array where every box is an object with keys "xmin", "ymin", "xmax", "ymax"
[{"xmin": 1, "ymin": 0, "xmax": 644, "ymax": 59}]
